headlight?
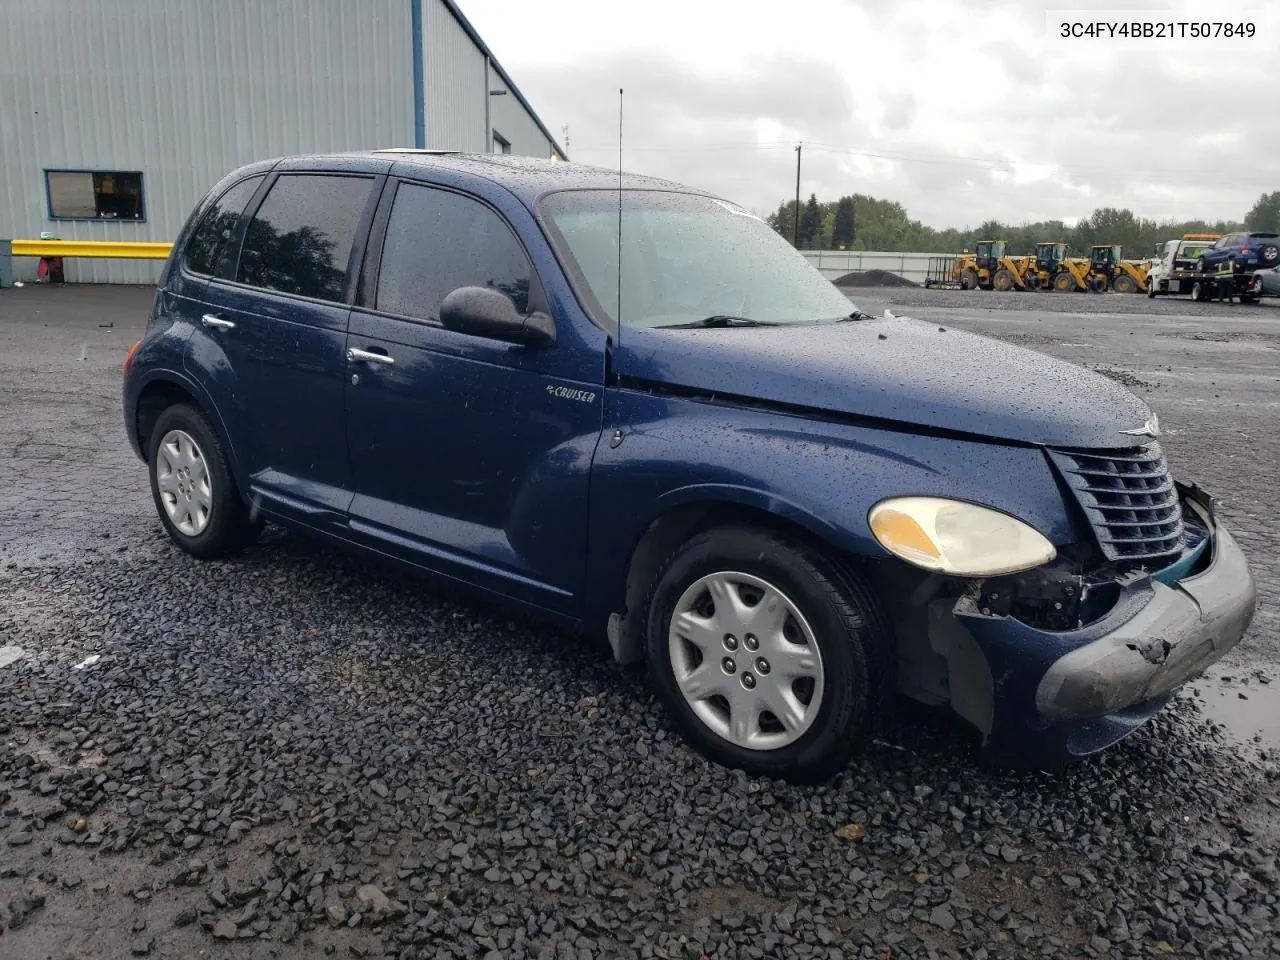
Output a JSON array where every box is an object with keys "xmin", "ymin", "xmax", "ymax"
[{"xmin": 868, "ymin": 497, "xmax": 1056, "ymax": 576}]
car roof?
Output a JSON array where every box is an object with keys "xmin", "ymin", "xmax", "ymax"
[
  {"xmin": 269, "ymin": 150, "xmax": 721, "ymax": 207},
  {"xmin": 1246, "ymin": 231, "xmax": 1279, "ymax": 238}
]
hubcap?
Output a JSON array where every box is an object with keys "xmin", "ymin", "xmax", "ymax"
[
  {"xmin": 155, "ymin": 429, "xmax": 213, "ymax": 537},
  {"xmin": 668, "ymin": 571, "xmax": 825, "ymax": 751}
]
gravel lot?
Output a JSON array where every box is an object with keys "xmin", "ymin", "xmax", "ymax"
[{"xmin": 1, "ymin": 285, "xmax": 1278, "ymax": 960}]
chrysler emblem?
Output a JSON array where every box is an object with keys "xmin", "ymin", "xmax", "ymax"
[{"xmin": 1121, "ymin": 413, "xmax": 1160, "ymax": 438}]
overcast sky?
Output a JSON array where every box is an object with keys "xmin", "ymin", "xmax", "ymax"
[{"xmin": 458, "ymin": 0, "xmax": 1278, "ymax": 228}]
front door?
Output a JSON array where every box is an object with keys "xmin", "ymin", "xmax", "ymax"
[
  {"xmin": 195, "ymin": 171, "xmax": 380, "ymax": 520},
  {"xmin": 343, "ymin": 180, "xmax": 603, "ymax": 614}
]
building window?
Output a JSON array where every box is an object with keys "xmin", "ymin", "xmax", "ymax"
[
  {"xmin": 45, "ymin": 170, "xmax": 145, "ymax": 221},
  {"xmin": 492, "ymin": 131, "xmax": 511, "ymax": 155}
]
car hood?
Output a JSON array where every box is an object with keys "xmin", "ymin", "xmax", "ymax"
[{"xmin": 612, "ymin": 314, "xmax": 1154, "ymax": 449}]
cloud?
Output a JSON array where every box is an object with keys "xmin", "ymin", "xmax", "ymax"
[{"xmin": 456, "ymin": 0, "xmax": 1280, "ymax": 228}]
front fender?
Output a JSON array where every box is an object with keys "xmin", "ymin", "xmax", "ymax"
[
  {"xmin": 648, "ymin": 482, "xmax": 848, "ymax": 550},
  {"xmin": 583, "ymin": 388, "xmax": 1087, "ymax": 627}
]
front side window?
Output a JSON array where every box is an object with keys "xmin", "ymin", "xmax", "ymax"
[
  {"xmin": 183, "ymin": 176, "xmax": 264, "ymax": 277},
  {"xmin": 540, "ymin": 190, "xmax": 858, "ymax": 329},
  {"xmin": 375, "ymin": 183, "xmax": 533, "ymax": 322},
  {"xmin": 236, "ymin": 174, "xmax": 374, "ymax": 303},
  {"xmin": 46, "ymin": 170, "xmax": 144, "ymax": 220}
]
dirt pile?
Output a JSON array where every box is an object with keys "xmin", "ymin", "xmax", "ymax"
[{"xmin": 833, "ymin": 269, "xmax": 919, "ymax": 288}]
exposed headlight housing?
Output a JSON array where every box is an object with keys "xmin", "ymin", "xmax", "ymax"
[{"xmin": 868, "ymin": 497, "xmax": 1056, "ymax": 577}]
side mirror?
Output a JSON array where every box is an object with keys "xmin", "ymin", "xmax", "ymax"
[{"xmin": 438, "ymin": 286, "xmax": 555, "ymax": 347}]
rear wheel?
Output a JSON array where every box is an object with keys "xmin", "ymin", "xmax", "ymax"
[
  {"xmin": 992, "ymin": 268, "xmax": 1014, "ymax": 292},
  {"xmin": 1113, "ymin": 274, "xmax": 1137, "ymax": 294},
  {"xmin": 961, "ymin": 268, "xmax": 979, "ymax": 291},
  {"xmin": 148, "ymin": 404, "xmax": 260, "ymax": 559},
  {"xmin": 1052, "ymin": 272, "xmax": 1075, "ymax": 292},
  {"xmin": 644, "ymin": 526, "xmax": 889, "ymax": 783}
]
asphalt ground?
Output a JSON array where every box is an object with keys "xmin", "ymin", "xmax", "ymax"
[{"xmin": 1, "ymin": 284, "xmax": 1278, "ymax": 960}]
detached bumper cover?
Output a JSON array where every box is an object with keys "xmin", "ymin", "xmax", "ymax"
[
  {"xmin": 947, "ymin": 489, "xmax": 1256, "ymax": 762},
  {"xmin": 1035, "ymin": 522, "xmax": 1255, "ymax": 719}
]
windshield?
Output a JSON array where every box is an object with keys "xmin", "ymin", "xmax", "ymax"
[{"xmin": 538, "ymin": 190, "xmax": 857, "ymax": 329}]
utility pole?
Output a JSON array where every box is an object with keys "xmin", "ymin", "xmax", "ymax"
[{"xmin": 793, "ymin": 142, "xmax": 802, "ymax": 248}]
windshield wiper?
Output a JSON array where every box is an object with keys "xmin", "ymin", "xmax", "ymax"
[
  {"xmin": 836, "ymin": 310, "xmax": 876, "ymax": 322},
  {"xmin": 659, "ymin": 315, "xmax": 780, "ymax": 329}
]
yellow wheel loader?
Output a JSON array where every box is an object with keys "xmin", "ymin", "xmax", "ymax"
[{"xmin": 951, "ymin": 240, "xmax": 1034, "ymax": 290}]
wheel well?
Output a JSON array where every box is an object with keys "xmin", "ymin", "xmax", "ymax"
[
  {"xmin": 136, "ymin": 381, "xmax": 196, "ymax": 458},
  {"xmin": 606, "ymin": 501, "xmax": 873, "ymax": 665}
]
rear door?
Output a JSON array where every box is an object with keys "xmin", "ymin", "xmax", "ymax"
[
  {"xmin": 192, "ymin": 170, "xmax": 381, "ymax": 522},
  {"xmin": 342, "ymin": 178, "xmax": 603, "ymax": 614}
]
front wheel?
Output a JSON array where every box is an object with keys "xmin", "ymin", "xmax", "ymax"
[
  {"xmin": 148, "ymin": 404, "xmax": 260, "ymax": 559},
  {"xmin": 1113, "ymin": 274, "xmax": 1137, "ymax": 294},
  {"xmin": 644, "ymin": 526, "xmax": 889, "ymax": 783}
]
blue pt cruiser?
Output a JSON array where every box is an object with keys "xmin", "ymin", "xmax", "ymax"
[{"xmin": 123, "ymin": 152, "xmax": 1256, "ymax": 783}]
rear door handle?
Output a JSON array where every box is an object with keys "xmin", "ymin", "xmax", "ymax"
[
  {"xmin": 201, "ymin": 314, "xmax": 236, "ymax": 330},
  {"xmin": 347, "ymin": 347, "xmax": 394, "ymax": 366}
]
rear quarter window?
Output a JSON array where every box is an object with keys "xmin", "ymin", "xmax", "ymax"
[{"xmin": 183, "ymin": 176, "xmax": 264, "ymax": 276}]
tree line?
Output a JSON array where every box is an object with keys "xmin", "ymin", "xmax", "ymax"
[{"xmin": 766, "ymin": 190, "xmax": 1280, "ymax": 258}]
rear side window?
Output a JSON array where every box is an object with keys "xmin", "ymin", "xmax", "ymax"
[
  {"xmin": 183, "ymin": 176, "xmax": 263, "ymax": 276},
  {"xmin": 375, "ymin": 183, "xmax": 532, "ymax": 321},
  {"xmin": 237, "ymin": 174, "xmax": 374, "ymax": 302}
]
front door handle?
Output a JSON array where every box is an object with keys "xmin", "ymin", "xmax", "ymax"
[
  {"xmin": 347, "ymin": 347, "xmax": 395, "ymax": 366},
  {"xmin": 201, "ymin": 314, "xmax": 236, "ymax": 331}
]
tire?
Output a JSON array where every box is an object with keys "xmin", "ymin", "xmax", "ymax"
[
  {"xmin": 992, "ymin": 268, "xmax": 1014, "ymax": 292},
  {"xmin": 147, "ymin": 403, "xmax": 260, "ymax": 559},
  {"xmin": 1191, "ymin": 280, "xmax": 1208, "ymax": 303},
  {"xmin": 961, "ymin": 268, "xmax": 979, "ymax": 291},
  {"xmin": 1260, "ymin": 244, "xmax": 1280, "ymax": 267},
  {"xmin": 1196, "ymin": 256, "xmax": 1209, "ymax": 274},
  {"xmin": 1146, "ymin": 278, "xmax": 1156, "ymax": 298},
  {"xmin": 1113, "ymin": 274, "xmax": 1137, "ymax": 294},
  {"xmin": 1052, "ymin": 272, "xmax": 1075, "ymax": 292},
  {"xmin": 644, "ymin": 525, "xmax": 889, "ymax": 784}
]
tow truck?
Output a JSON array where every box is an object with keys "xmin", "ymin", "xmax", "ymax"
[{"xmin": 1147, "ymin": 233, "xmax": 1264, "ymax": 303}]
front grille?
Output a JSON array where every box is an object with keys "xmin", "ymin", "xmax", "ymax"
[{"xmin": 1049, "ymin": 443, "xmax": 1185, "ymax": 564}]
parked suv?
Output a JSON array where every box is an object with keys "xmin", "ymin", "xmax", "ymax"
[
  {"xmin": 1196, "ymin": 230, "xmax": 1280, "ymax": 272},
  {"xmin": 123, "ymin": 153, "xmax": 1256, "ymax": 782}
]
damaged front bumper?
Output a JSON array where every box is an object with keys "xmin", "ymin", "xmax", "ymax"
[{"xmin": 937, "ymin": 485, "xmax": 1256, "ymax": 764}]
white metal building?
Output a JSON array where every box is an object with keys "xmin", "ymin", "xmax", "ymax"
[{"xmin": 0, "ymin": 0, "xmax": 566, "ymax": 283}]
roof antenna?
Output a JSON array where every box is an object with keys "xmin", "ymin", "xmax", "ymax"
[{"xmin": 616, "ymin": 87, "xmax": 623, "ymax": 335}]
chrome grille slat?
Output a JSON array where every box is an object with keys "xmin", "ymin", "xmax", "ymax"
[{"xmin": 1048, "ymin": 442, "xmax": 1185, "ymax": 565}]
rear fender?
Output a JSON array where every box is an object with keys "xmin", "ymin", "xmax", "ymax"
[{"xmin": 127, "ymin": 364, "xmax": 247, "ymax": 496}]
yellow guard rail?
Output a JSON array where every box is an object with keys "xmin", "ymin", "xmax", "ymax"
[{"xmin": 10, "ymin": 239, "xmax": 173, "ymax": 259}]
